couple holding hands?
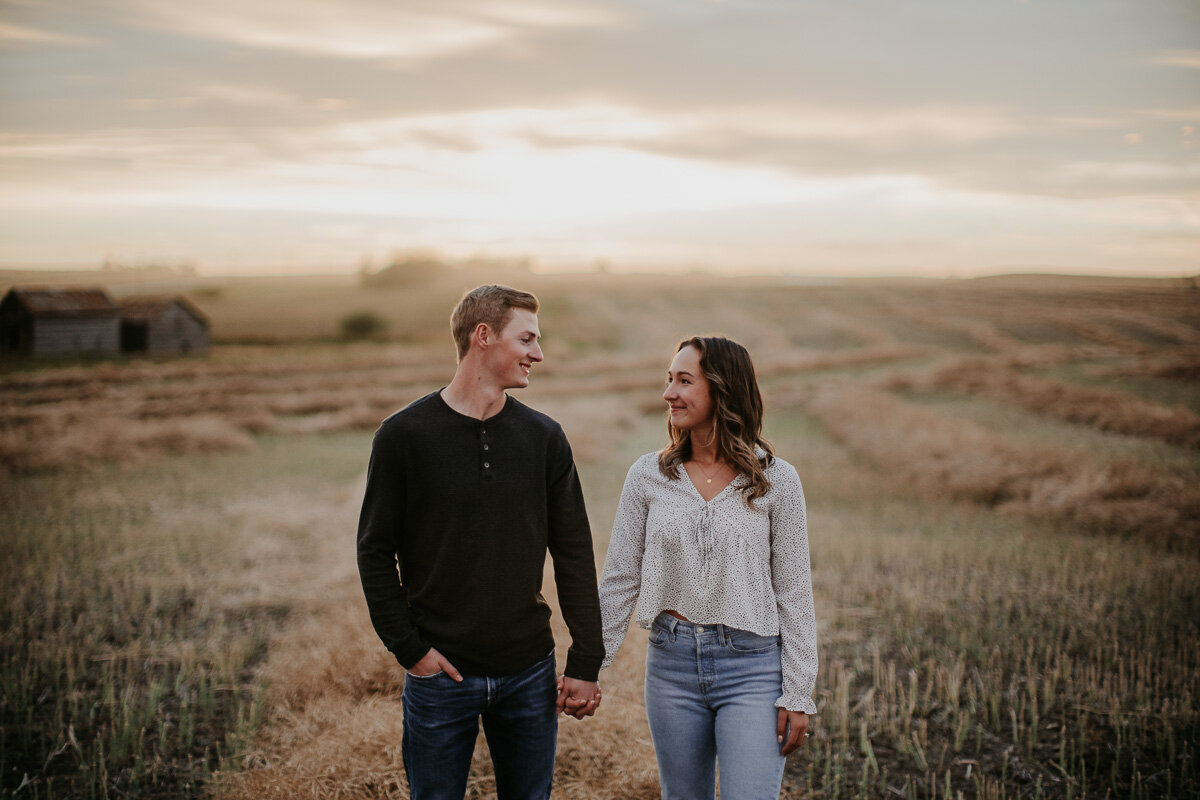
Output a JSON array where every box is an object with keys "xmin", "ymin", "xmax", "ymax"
[{"xmin": 357, "ymin": 284, "xmax": 817, "ymax": 800}]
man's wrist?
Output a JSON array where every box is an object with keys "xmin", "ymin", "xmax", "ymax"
[
  {"xmin": 396, "ymin": 642, "xmax": 432, "ymax": 670},
  {"xmin": 562, "ymin": 655, "xmax": 601, "ymax": 683}
]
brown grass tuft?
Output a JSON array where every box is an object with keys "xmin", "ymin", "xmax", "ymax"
[
  {"xmin": 1095, "ymin": 347, "xmax": 1200, "ymax": 382},
  {"xmin": 924, "ymin": 358, "xmax": 1200, "ymax": 447},
  {"xmin": 805, "ymin": 383, "xmax": 1200, "ymax": 548},
  {"xmin": 0, "ymin": 413, "xmax": 255, "ymax": 472},
  {"xmin": 214, "ymin": 565, "xmax": 663, "ymax": 800}
]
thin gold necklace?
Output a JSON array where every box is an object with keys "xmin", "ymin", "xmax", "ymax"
[{"xmin": 695, "ymin": 459, "xmax": 725, "ymax": 485}]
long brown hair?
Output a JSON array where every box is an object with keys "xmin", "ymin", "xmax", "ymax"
[{"xmin": 657, "ymin": 336, "xmax": 775, "ymax": 504}]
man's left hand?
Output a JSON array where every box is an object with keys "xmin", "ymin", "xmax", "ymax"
[{"xmin": 556, "ymin": 677, "xmax": 601, "ymax": 719}]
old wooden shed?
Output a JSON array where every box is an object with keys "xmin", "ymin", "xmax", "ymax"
[
  {"xmin": 118, "ymin": 296, "xmax": 210, "ymax": 356},
  {"xmin": 0, "ymin": 287, "xmax": 121, "ymax": 357}
]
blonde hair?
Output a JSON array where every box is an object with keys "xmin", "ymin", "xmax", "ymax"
[
  {"xmin": 450, "ymin": 285, "xmax": 539, "ymax": 359},
  {"xmin": 658, "ymin": 336, "xmax": 775, "ymax": 504}
]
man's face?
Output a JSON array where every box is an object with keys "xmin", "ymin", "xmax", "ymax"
[{"xmin": 487, "ymin": 308, "xmax": 543, "ymax": 389}]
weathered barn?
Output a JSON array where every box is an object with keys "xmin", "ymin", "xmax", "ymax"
[
  {"xmin": 0, "ymin": 287, "xmax": 121, "ymax": 357},
  {"xmin": 119, "ymin": 296, "xmax": 210, "ymax": 356}
]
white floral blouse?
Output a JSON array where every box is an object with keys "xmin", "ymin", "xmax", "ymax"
[{"xmin": 598, "ymin": 451, "xmax": 819, "ymax": 713}]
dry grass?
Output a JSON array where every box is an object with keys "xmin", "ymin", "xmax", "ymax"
[
  {"xmin": 3, "ymin": 272, "xmax": 1198, "ymax": 799},
  {"xmin": 0, "ymin": 413, "xmax": 257, "ymax": 471},
  {"xmin": 0, "ymin": 437, "xmax": 371, "ymax": 798},
  {"xmin": 210, "ymin": 576, "xmax": 662, "ymax": 800},
  {"xmin": 0, "ymin": 348, "xmax": 450, "ymax": 472},
  {"xmin": 801, "ymin": 382, "xmax": 1200, "ymax": 549},
  {"xmin": 1094, "ymin": 348, "xmax": 1200, "ymax": 382},
  {"xmin": 0, "ymin": 340, "xmax": 920, "ymax": 473},
  {"xmin": 916, "ymin": 359, "xmax": 1200, "ymax": 448},
  {"xmin": 766, "ymin": 408, "xmax": 1199, "ymax": 800}
]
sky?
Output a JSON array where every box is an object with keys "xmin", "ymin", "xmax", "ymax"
[{"xmin": 1, "ymin": 0, "xmax": 1198, "ymax": 277}]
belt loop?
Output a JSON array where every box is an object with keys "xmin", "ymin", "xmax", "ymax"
[
  {"xmin": 661, "ymin": 613, "xmax": 679, "ymax": 642},
  {"xmin": 715, "ymin": 623, "xmax": 727, "ymax": 643}
]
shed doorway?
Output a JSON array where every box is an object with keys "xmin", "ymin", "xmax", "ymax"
[{"xmin": 121, "ymin": 321, "xmax": 149, "ymax": 353}]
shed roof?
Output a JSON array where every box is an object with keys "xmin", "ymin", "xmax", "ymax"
[
  {"xmin": 3, "ymin": 287, "xmax": 118, "ymax": 316},
  {"xmin": 119, "ymin": 295, "xmax": 210, "ymax": 326}
]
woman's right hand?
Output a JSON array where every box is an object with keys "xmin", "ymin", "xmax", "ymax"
[
  {"xmin": 777, "ymin": 709, "xmax": 810, "ymax": 755},
  {"xmin": 408, "ymin": 647, "xmax": 464, "ymax": 682}
]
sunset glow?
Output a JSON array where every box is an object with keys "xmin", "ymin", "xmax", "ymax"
[{"xmin": 1, "ymin": 0, "xmax": 1198, "ymax": 276}]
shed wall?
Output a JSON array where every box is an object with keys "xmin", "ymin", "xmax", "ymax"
[
  {"xmin": 31, "ymin": 317, "xmax": 120, "ymax": 356},
  {"xmin": 146, "ymin": 304, "xmax": 210, "ymax": 355}
]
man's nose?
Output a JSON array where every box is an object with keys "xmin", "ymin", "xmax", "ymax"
[{"xmin": 531, "ymin": 343, "xmax": 544, "ymax": 362}]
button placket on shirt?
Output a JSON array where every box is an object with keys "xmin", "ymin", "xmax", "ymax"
[{"xmin": 480, "ymin": 426, "xmax": 493, "ymax": 480}]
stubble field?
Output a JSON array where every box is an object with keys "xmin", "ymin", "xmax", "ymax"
[{"xmin": 2, "ymin": 270, "xmax": 1198, "ymax": 799}]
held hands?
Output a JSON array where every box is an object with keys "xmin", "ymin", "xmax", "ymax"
[
  {"xmin": 777, "ymin": 709, "xmax": 810, "ymax": 756},
  {"xmin": 556, "ymin": 676, "xmax": 601, "ymax": 719},
  {"xmin": 407, "ymin": 648, "xmax": 464, "ymax": 682}
]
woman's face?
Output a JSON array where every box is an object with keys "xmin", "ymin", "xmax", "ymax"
[{"xmin": 663, "ymin": 345, "xmax": 714, "ymax": 432}]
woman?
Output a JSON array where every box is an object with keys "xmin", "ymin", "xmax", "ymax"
[{"xmin": 598, "ymin": 336, "xmax": 818, "ymax": 800}]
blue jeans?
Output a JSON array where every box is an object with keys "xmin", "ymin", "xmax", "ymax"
[
  {"xmin": 644, "ymin": 613, "xmax": 787, "ymax": 800},
  {"xmin": 401, "ymin": 651, "xmax": 558, "ymax": 800}
]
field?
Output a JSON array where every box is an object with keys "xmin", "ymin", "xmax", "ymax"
[{"xmin": 2, "ymin": 270, "xmax": 1198, "ymax": 799}]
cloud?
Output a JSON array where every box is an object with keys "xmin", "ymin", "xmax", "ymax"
[
  {"xmin": 497, "ymin": 105, "xmax": 1031, "ymax": 156},
  {"xmin": 1, "ymin": 0, "xmax": 1197, "ymax": 275},
  {"xmin": 421, "ymin": 103, "xmax": 1196, "ymax": 201},
  {"xmin": 0, "ymin": 21, "xmax": 97, "ymax": 46},
  {"xmin": 117, "ymin": 0, "xmax": 623, "ymax": 60},
  {"xmin": 4, "ymin": 94, "xmax": 1194, "ymax": 233},
  {"xmin": 189, "ymin": 83, "xmax": 344, "ymax": 111},
  {"xmin": 1152, "ymin": 50, "xmax": 1200, "ymax": 69}
]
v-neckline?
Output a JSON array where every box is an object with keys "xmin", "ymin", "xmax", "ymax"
[{"xmin": 682, "ymin": 462, "xmax": 737, "ymax": 503}]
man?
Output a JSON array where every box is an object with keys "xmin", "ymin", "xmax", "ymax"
[{"xmin": 357, "ymin": 284, "xmax": 603, "ymax": 800}]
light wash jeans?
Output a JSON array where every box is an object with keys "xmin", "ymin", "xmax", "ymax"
[
  {"xmin": 401, "ymin": 651, "xmax": 558, "ymax": 800},
  {"xmin": 644, "ymin": 612, "xmax": 787, "ymax": 800}
]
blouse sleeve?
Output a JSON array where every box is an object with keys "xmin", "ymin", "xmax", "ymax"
[
  {"xmin": 769, "ymin": 462, "xmax": 819, "ymax": 714},
  {"xmin": 597, "ymin": 456, "xmax": 651, "ymax": 670}
]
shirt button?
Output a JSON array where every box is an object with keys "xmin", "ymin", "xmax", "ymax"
[
  {"xmin": 481, "ymin": 428, "xmax": 487, "ymax": 435},
  {"xmin": 483, "ymin": 444, "xmax": 490, "ymax": 450},
  {"xmin": 483, "ymin": 462, "xmax": 491, "ymax": 469}
]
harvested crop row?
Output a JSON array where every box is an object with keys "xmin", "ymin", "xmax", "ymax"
[
  {"xmin": 805, "ymin": 384, "xmax": 1200, "ymax": 549},
  {"xmin": 0, "ymin": 345, "xmax": 922, "ymax": 473},
  {"xmin": 917, "ymin": 359, "xmax": 1200, "ymax": 448}
]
